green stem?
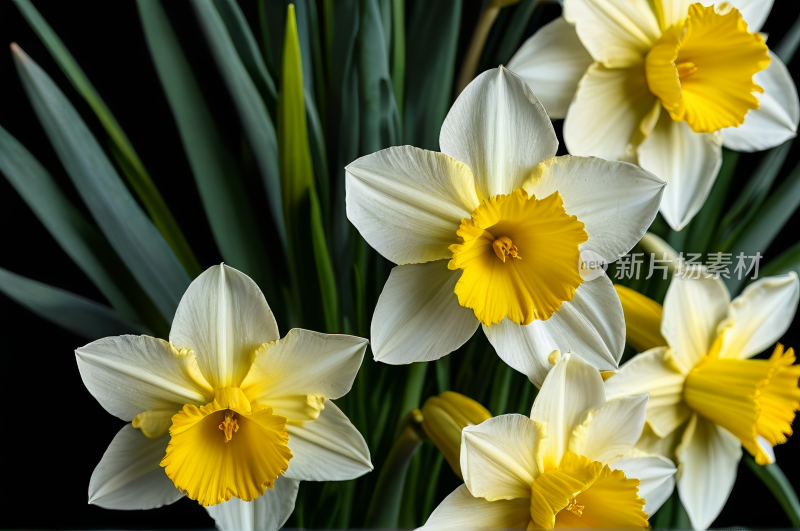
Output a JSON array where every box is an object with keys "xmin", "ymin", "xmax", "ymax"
[
  {"xmin": 454, "ymin": 3, "xmax": 501, "ymax": 96},
  {"xmin": 745, "ymin": 456, "xmax": 800, "ymax": 526}
]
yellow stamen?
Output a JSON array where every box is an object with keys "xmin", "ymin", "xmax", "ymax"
[
  {"xmin": 449, "ymin": 189, "xmax": 587, "ymax": 326},
  {"xmin": 492, "ymin": 236, "xmax": 521, "ymax": 262},
  {"xmin": 684, "ymin": 344, "xmax": 800, "ymax": 465},
  {"xmin": 528, "ymin": 451, "xmax": 648, "ymax": 529},
  {"xmin": 219, "ymin": 411, "xmax": 239, "ymax": 442},
  {"xmin": 645, "ymin": 3, "xmax": 770, "ymax": 133}
]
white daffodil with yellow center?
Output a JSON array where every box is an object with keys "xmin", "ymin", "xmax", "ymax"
[
  {"xmin": 508, "ymin": 0, "xmax": 799, "ymax": 231},
  {"xmin": 421, "ymin": 353, "xmax": 677, "ymax": 530},
  {"xmin": 346, "ymin": 66, "xmax": 665, "ymax": 387},
  {"xmin": 606, "ymin": 270, "xmax": 800, "ymax": 529},
  {"xmin": 76, "ymin": 264, "xmax": 372, "ymax": 530}
]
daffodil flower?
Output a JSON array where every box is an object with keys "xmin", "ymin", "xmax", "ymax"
[
  {"xmin": 76, "ymin": 264, "xmax": 372, "ymax": 529},
  {"xmin": 508, "ymin": 0, "xmax": 800, "ymax": 231},
  {"xmin": 346, "ymin": 66, "xmax": 665, "ymax": 386},
  {"xmin": 605, "ymin": 270, "xmax": 800, "ymax": 529},
  {"xmin": 421, "ymin": 353, "xmax": 677, "ymax": 529}
]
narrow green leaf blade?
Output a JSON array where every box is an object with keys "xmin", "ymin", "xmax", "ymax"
[
  {"xmin": 0, "ymin": 266, "xmax": 149, "ymax": 340},
  {"xmin": 745, "ymin": 456, "xmax": 800, "ymax": 526},
  {"xmin": 391, "ymin": 0, "xmax": 405, "ymax": 119},
  {"xmin": 12, "ymin": 44, "xmax": 190, "ymax": 322},
  {"xmin": 404, "ymin": 0, "xmax": 461, "ymax": 150},
  {"xmin": 191, "ymin": 0, "xmax": 287, "ymax": 251},
  {"xmin": 137, "ymin": 0, "xmax": 277, "ymax": 307},
  {"xmin": 758, "ymin": 240, "xmax": 800, "ymax": 280},
  {"xmin": 0, "ymin": 124, "xmax": 166, "ymax": 333},
  {"xmin": 310, "ymin": 187, "xmax": 339, "ymax": 332},
  {"xmin": 13, "ymin": 0, "xmax": 202, "ymax": 277}
]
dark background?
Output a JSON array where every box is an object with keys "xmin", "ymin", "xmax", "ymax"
[{"xmin": 1, "ymin": 1, "xmax": 799, "ymax": 529}]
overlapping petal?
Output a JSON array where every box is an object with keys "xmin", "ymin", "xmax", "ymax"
[
  {"xmin": 605, "ymin": 347, "xmax": 691, "ymax": 437},
  {"xmin": 610, "ymin": 451, "xmax": 677, "ymax": 515},
  {"xmin": 439, "ymin": 67, "xmax": 558, "ymax": 199},
  {"xmin": 563, "ymin": 0, "xmax": 661, "ymax": 68},
  {"xmin": 76, "ymin": 335, "xmax": 212, "ymax": 422},
  {"xmin": 530, "ymin": 354, "xmax": 606, "ymax": 467},
  {"xmin": 661, "ymin": 271, "xmax": 730, "ymax": 372},
  {"xmin": 372, "ymin": 262, "xmax": 479, "ymax": 364},
  {"xmin": 283, "ymin": 401, "xmax": 372, "ymax": 482},
  {"xmin": 345, "ymin": 147, "xmax": 479, "ymax": 265},
  {"xmin": 571, "ymin": 394, "xmax": 648, "ymax": 463},
  {"xmin": 423, "ymin": 484, "xmax": 532, "ymax": 530},
  {"xmin": 637, "ymin": 114, "xmax": 722, "ymax": 231},
  {"xmin": 564, "ymin": 63, "xmax": 660, "ymax": 162},
  {"xmin": 460, "ymin": 414, "xmax": 546, "ymax": 501},
  {"xmin": 88, "ymin": 425, "xmax": 182, "ymax": 510},
  {"xmin": 718, "ymin": 272, "xmax": 800, "ymax": 359},
  {"xmin": 170, "ymin": 264, "xmax": 280, "ymax": 389},
  {"xmin": 483, "ymin": 274, "xmax": 623, "ymax": 387},
  {"xmin": 507, "ymin": 18, "xmax": 593, "ymax": 119},
  {"xmin": 698, "ymin": 0, "xmax": 775, "ymax": 32},
  {"xmin": 205, "ymin": 475, "xmax": 299, "ymax": 531},
  {"xmin": 524, "ymin": 156, "xmax": 665, "ymax": 264},
  {"xmin": 722, "ymin": 52, "xmax": 799, "ymax": 152},
  {"xmin": 241, "ymin": 328, "xmax": 367, "ymax": 403},
  {"xmin": 676, "ymin": 414, "xmax": 742, "ymax": 530}
]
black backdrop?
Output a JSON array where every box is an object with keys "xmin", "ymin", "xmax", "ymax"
[{"xmin": 1, "ymin": 1, "xmax": 799, "ymax": 529}]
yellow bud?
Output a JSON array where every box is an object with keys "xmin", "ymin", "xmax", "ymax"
[
  {"xmin": 421, "ymin": 391, "xmax": 492, "ymax": 479},
  {"xmin": 615, "ymin": 284, "xmax": 667, "ymax": 353}
]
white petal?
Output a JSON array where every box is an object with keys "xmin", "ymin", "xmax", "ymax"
[
  {"xmin": 610, "ymin": 451, "xmax": 677, "ymax": 516},
  {"xmin": 605, "ymin": 347, "xmax": 691, "ymax": 438},
  {"xmin": 170, "ymin": 264, "xmax": 280, "ymax": 389},
  {"xmin": 423, "ymin": 484, "xmax": 531, "ymax": 529},
  {"xmin": 698, "ymin": 0, "xmax": 774, "ymax": 32},
  {"xmin": 564, "ymin": 63, "xmax": 660, "ymax": 162},
  {"xmin": 241, "ymin": 328, "xmax": 367, "ymax": 403},
  {"xmin": 439, "ymin": 67, "xmax": 558, "ymax": 199},
  {"xmin": 345, "ymin": 146, "xmax": 479, "ymax": 265},
  {"xmin": 372, "ymin": 261, "xmax": 479, "ymax": 364},
  {"xmin": 525, "ymin": 156, "xmax": 665, "ymax": 264},
  {"xmin": 75, "ymin": 335, "xmax": 212, "ymax": 421},
  {"xmin": 88, "ymin": 424, "xmax": 182, "ymax": 510},
  {"xmin": 638, "ymin": 113, "xmax": 722, "ymax": 231},
  {"xmin": 283, "ymin": 401, "xmax": 372, "ymax": 481},
  {"xmin": 719, "ymin": 272, "xmax": 800, "ymax": 359},
  {"xmin": 563, "ymin": 0, "xmax": 661, "ymax": 68},
  {"xmin": 206, "ymin": 476, "xmax": 299, "ymax": 531},
  {"xmin": 572, "ymin": 394, "xmax": 649, "ymax": 463},
  {"xmin": 723, "ymin": 52, "xmax": 799, "ymax": 152},
  {"xmin": 530, "ymin": 354, "xmax": 606, "ymax": 467},
  {"xmin": 507, "ymin": 17, "xmax": 593, "ymax": 119},
  {"xmin": 653, "ymin": 0, "xmax": 694, "ymax": 29},
  {"xmin": 484, "ymin": 273, "xmax": 624, "ymax": 388},
  {"xmin": 662, "ymin": 272, "xmax": 730, "ymax": 372},
  {"xmin": 677, "ymin": 414, "xmax": 742, "ymax": 531},
  {"xmin": 461, "ymin": 414, "xmax": 546, "ymax": 501}
]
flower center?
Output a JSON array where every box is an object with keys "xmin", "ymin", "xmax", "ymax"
[
  {"xmin": 219, "ymin": 410, "xmax": 239, "ymax": 442},
  {"xmin": 683, "ymin": 342, "xmax": 800, "ymax": 465},
  {"xmin": 448, "ymin": 189, "xmax": 587, "ymax": 326},
  {"xmin": 160, "ymin": 387, "xmax": 292, "ymax": 506},
  {"xmin": 645, "ymin": 3, "xmax": 770, "ymax": 133},
  {"xmin": 528, "ymin": 451, "xmax": 648, "ymax": 529}
]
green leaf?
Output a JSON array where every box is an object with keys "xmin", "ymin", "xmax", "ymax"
[
  {"xmin": 399, "ymin": 363, "xmax": 428, "ymax": 424},
  {"xmin": 12, "ymin": 44, "xmax": 190, "ymax": 323},
  {"xmin": 13, "ymin": 0, "xmax": 202, "ymax": 278},
  {"xmin": 0, "ymin": 266, "xmax": 149, "ymax": 340},
  {"xmin": 745, "ymin": 456, "xmax": 800, "ymax": 526},
  {"xmin": 358, "ymin": 0, "xmax": 401, "ymax": 153},
  {"xmin": 309, "ymin": 187, "xmax": 339, "ymax": 332},
  {"xmin": 391, "ymin": 0, "xmax": 405, "ymax": 119},
  {"xmin": 489, "ymin": 362, "xmax": 513, "ymax": 414},
  {"xmin": 774, "ymin": 11, "xmax": 800, "ymax": 65},
  {"xmin": 479, "ymin": 0, "xmax": 541, "ymax": 72},
  {"xmin": 685, "ymin": 148, "xmax": 740, "ymax": 252},
  {"xmin": 758, "ymin": 240, "xmax": 800, "ymax": 280},
  {"xmin": 191, "ymin": 0, "xmax": 287, "ymax": 251},
  {"xmin": 404, "ymin": 0, "xmax": 461, "ymax": 150},
  {"xmin": 212, "ymin": 0, "xmax": 278, "ymax": 118},
  {"xmin": 0, "ymin": 124, "xmax": 167, "ymax": 334},
  {"xmin": 717, "ymin": 141, "xmax": 792, "ymax": 245},
  {"xmin": 723, "ymin": 158, "xmax": 800, "ymax": 294},
  {"xmin": 136, "ymin": 0, "xmax": 277, "ymax": 309}
]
